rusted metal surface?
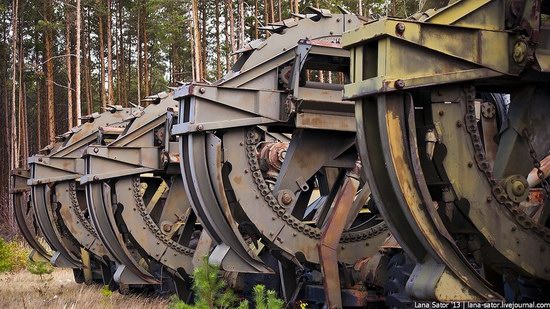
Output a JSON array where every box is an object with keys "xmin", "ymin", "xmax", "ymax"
[
  {"xmin": 318, "ymin": 160, "xmax": 362, "ymax": 308},
  {"xmin": 346, "ymin": 0, "xmax": 550, "ymax": 302}
]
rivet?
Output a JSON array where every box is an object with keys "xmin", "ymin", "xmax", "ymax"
[
  {"xmin": 438, "ymin": 110, "xmax": 444, "ymax": 116},
  {"xmin": 467, "ymin": 162, "xmax": 473, "ymax": 168},
  {"xmin": 197, "ymin": 124, "xmax": 204, "ymax": 131},
  {"xmin": 199, "ymin": 87, "xmax": 206, "ymax": 94},
  {"xmin": 395, "ymin": 22, "xmax": 405, "ymax": 34},
  {"xmin": 486, "ymin": 196, "xmax": 493, "ymax": 203},
  {"xmin": 394, "ymin": 79, "xmax": 405, "ymax": 89},
  {"xmin": 281, "ymin": 192, "xmax": 293, "ymax": 205},
  {"xmin": 456, "ymin": 121, "xmax": 463, "ymax": 128},
  {"xmin": 93, "ymin": 147, "xmax": 99, "ymax": 153}
]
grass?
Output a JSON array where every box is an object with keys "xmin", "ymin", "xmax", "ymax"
[
  {"xmin": 0, "ymin": 238, "xmax": 29, "ymax": 272},
  {"xmin": 0, "ymin": 238, "xmax": 169, "ymax": 308},
  {"xmin": 0, "ymin": 268, "xmax": 170, "ymax": 309}
]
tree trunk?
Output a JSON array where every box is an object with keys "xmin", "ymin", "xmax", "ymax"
[
  {"xmin": 11, "ymin": 0, "xmax": 19, "ymax": 171},
  {"xmin": 107, "ymin": 0, "xmax": 115, "ymax": 104},
  {"xmin": 238, "ymin": 0, "xmax": 244, "ymax": 49},
  {"xmin": 45, "ymin": 0, "xmax": 56, "ymax": 143},
  {"xmin": 83, "ymin": 8, "xmax": 92, "ymax": 114},
  {"xmin": 18, "ymin": 14, "xmax": 27, "ymax": 167},
  {"xmin": 117, "ymin": 1, "xmax": 125, "ymax": 106},
  {"xmin": 192, "ymin": 0, "xmax": 202, "ymax": 81},
  {"xmin": 98, "ymin": 3, "xmax": 107, "ymax": 109},
  {"xmin": 137, "ymin": 0, "xmax": 141, "ymax": 103},
  {"xmin": 65, "ymin": 7, "xmax": 73, "ymax": 127},
  {"xmin": 263, "ymin": 1, "xmax": 271, "ymax": 37},
  {"xmin": 216, "ymin": 1, "xmax": 222, "ymax": 79},
  {"xmin": 225, "ymin": 2, "xmax": 231, "ymax": 69},
  {"xmin": 228, "ymin": 0, "xmax": 235, "ymax": 64},
  {"xmin": 75, "ymin": 0, "xmax": 82, "ymax": 124},
  {"xmin": 269, "ymin": 0, "xmax": 274, "ymax": 23},
  {"xmin": 142, "ymin": 4, "xmax": 150, "ymax": 96},
  {"xmin": 201, "ymin": 0, "xmax": 207, "ymax": 79}
]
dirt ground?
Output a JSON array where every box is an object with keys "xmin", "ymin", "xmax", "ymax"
[{"xmin": 0, "ymin": 268, "xmax": 170, "ymax": 309}]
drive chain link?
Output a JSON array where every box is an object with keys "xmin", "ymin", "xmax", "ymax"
[
  {"xmin": 463, "ymin": 87, "xmax": 550, "ymax": 243},
  {"xmin": 245, "ymin": 128, "xmax": 387, "ymax": 243},
  {"xmin": 131, "ymin": 177, "xmax": 194, "ymax": 256}
]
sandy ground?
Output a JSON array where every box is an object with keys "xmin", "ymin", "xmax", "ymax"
[{"xmin": 0, "ymin": 268, "xmax": 170, "ymax": 309}]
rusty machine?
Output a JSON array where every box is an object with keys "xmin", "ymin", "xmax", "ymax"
[
  {"xmin": 344, "ymin": 0, "xmax": 550, "ymax": 304},
  {"xmin": 9, "ymin": 0, "xmax": 550, "ymax": 307}
]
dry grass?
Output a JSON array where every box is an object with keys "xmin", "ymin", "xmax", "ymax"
[{"xmin": 0, "ymin": 268, "xmax": 171, "ymax": 309}]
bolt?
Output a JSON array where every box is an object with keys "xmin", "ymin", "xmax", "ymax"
[
  {"xmin": 38, "ymin": 157, "xmax": 43, "ymax": 162},
  {"xmin": 93, "ymin": 176, "xmax": 100, "ymax": 181},
  {"xmin": 438, "ymin": 110, "xmax": 444, "ymax": 116},
  {"xmin": 239, "ymin": 142, "xmax": 244, "ymax": 146},
  {"xmin": 348, "ymin": 19, "xmax": 352, "ymax": 23},
  {"xmin": 468, "ymin": 162, "xmax": 473, "ymax": 168},
  {"xmin": 199, "ymin": 87, "xmax": 206, "ymax": 94},
  {"xmin": 513, "ymin": 41, "xmax": 527, "ymax": 64},
  {"xmin": 269, "ymin": 232, "xmax": 274, "ymax": 236},
  {"xmin": 511, "ymin": 180, "xmax": 526, "ymax": 196},
  {"xmin": 256, "ymin": 195, "xmax": 259, "ymax": 199},
  {"xmin": 244, "ymin": 169, "xmax": 248, "ymax": 174},
  {"xmin": 197, "ymin": 124, "xmax": 204, "ymax": 131},
  {"xmin": 486, "ymin": 196, "xmax": 493, "ymax": 203},
  {"xmin": 272, "ymin": 216, "xmax": 276, "ymax": 221},
  {"xmin": 293, "ymin": 233, "xmax": 297, "ymax": 237},
  {"xmin": 336, "ymin": 18, "xmax": 340, "ymax": 22},
  {"xmin": 511, "ymin": 227, "xmax": 517, "ymax": 232},
  {"xmin": 395, "ymin": 22, "xmax": 405, "ymax": 34},
  {"xmin": 281, "ymin": 192, "xmax": 293, "ymax": 205},
  {"xmin": 163, "ymin": 223, "xmax": 173, "ymax": 232},
  {"xmin": 93, "ymin": 147, "xmax": 99, "ymax": 153},
  {"xmin": 394, "ymin": 79, "xmax": 405, "ymax": 89}
]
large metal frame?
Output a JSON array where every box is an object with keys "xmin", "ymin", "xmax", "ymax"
[
  {"xmin": 27, "ymin": 108, "xmax": 131, "ymax": 282},
  {"xmin": 81, "ymin": 93, "xmax": 205, "ymax": 300},
  {"xmin": 344, "ymin": 0, "xmax": 550, "ymax": 301},
  {"xmin": 174, "ymin": 10, "xmax": 391, "ymax": 307}
]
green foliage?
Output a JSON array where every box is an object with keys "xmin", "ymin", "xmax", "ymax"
[
  {"xmin": 168, "ymin": 257, "xmax": 284, "ymax": 309},
  {"xmin": 0, "ymin": 238, "xmax": 29, "ymax": 273},
  {"xmin": 101, "ymin": 285, "xmax": 114, "ymax": 297},
  {"xmin": 191, "ymin": 256, "xmax": 238, "ymax": 309},
  {"xmin": 253, "ymin": 284, "xmax": 266, "ymax": 309},
  {"xmin": 253, "ymin": 284, "xmax": 284, "ymax": 309},
  {"xmin": 26, "ymin": 259, "xmax": 54, "ymax": 278},
  {"xmin": 266, "ymin": 289, "xmax": 285, "ymax": 309}
]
